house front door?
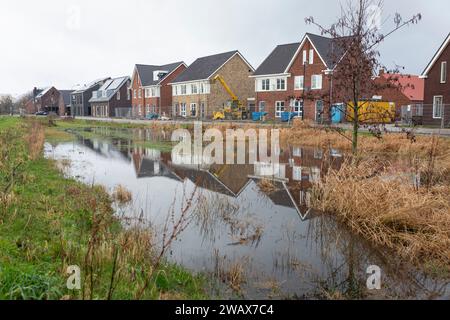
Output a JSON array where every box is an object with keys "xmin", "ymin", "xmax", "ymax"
[
  {"xmin": 201, "ymin": 103, "xmax": 206, "ymax": 119},
  {"xmin": 315, "ymin": 100, "xmax": 324, "ymax": 123}
]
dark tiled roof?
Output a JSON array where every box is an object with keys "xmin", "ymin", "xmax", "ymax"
[
  {"xmin": 136, "ymin": 62, "xmax": 185, "ymax": 87},
  {"xmin": 59, "ymin": 90, "xmax": 73, "ymax": 105},
  {"xmin": 89, "ymin": 76, "xmax": 130, "ymax": 103},
  {"xmin": 306, "ymin": 33, "xmax": 345, "ymax": 70},
  {"xmin": 172, "ymin": 51, "xmax": 239, "ymax": 83},
  {"xmin": 254, "ymin": 33, "xmax": 346, "ymax": 76},
  {"xmin": 253, "ymin": 43, "xmax": 300, "ymax": 76}
]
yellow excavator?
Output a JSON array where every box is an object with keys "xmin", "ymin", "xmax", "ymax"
[{"xmin": 212, "ymin": 75, "xmax": 249, "ymax": 120}]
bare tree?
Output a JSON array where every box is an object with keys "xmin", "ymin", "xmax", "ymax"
[
  {"xmin": 306, "ymin": 0, "xmax": 421, "ymax": 154},
  {"xmin": 12, "ymin": 91, "xmax": 33, "ymax": 115},
  {"xmin": 0, "ymin": 95, "xmax": 14, "ymax": 115}
]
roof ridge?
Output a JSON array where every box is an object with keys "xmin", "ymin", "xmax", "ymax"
[
  {"xmin": 277, "ymin": 42, "xmax": 302, "ymax": 47},
  {"xmin": 195, "ymin": 50, "xmax": 238, "ymax": 60}
]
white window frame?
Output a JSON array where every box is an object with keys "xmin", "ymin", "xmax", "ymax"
[
  {"xmin": 441, "ymin": 61, "xmax": 447, "ymax": 84},
  {"xmin": 180, "ymin": 103, "xmax": 187, "ymax": 117},
  {"xmin": 181, "ymin": 85, "xmax": 187, "ymax": 95},
  {"xmin": 261, "ymin": 79, "xmax": 270, "ymax": 91},
  {"xmin": 127, "ymin": 89, "xmax": 131, "ymax": 100},
  {"xmin": 138, "ymin": 89, "xmax": 142, "ymax": 99},
  {"xmin": 133, "ymin": 89, "xmax": 137, "ymax": 99},
  {"xmin": 117, "ymin": 91, "xmax": 120, "ymax": 100},
  {"xmin": 309, "ymin": 49, "xmax": 314, "ymax": 64},
  {"xmin": 433, "ymin": 96, "xmax": 443, "ymax": 119},
  {"xmin": 303, "ymin": 50, "xmax": 307, "ymax": 64},
  {"xmin": 293, "ymin": 100, "xmax": 303, "ymax": 117},
  {"xmin": 275, "ymin": 101, "xmax": 285, "ymax": 118},
  {"xmin": 190, "ymin": 103, "xmax": 197, "ymax": 117},
  {"xmin": 276, "ymin": 78, "xmax": 286, "ymax": 91},
  {"xmin": 294, "ymin": 76, "xmax": 304, "ymax": 90},
  {"xmin": 311, "ymin": 74, "xmax": 323, "ymax": 90},
  {"xmin": 293, "ymin": 166, "xmax": 302, "ymax": 181},
  {"xmin": 191, "ymin": 84, "xmax": 198, "ymax": 94}
]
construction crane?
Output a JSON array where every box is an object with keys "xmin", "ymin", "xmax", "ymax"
[{"xmin": 212, "ymin": 75, "xmax": 249, "ymax": 120}]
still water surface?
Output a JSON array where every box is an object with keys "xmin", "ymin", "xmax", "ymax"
[{"xmin": 44, "ymin": 127, "xmax": 449, "ymax": 299}]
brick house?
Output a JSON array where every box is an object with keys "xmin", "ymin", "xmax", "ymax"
[
  {"xmin": 170, "ymin": 51, "xmax": 255, "ymax": 119},
  {"xmin": 26, "ymin": 87, "xmax": 61, "ymax": 114},
  {"xmin": 89, "ymin": 76, "xmax": 131, "ymax": 118},
  {"xmin": 374, "ymin": 70, "xmax": 424, "ymax": 119},
  {"xmin": 130, "ymin": 62, "xmax": 186, "ymax": 118},
  {"xmin": 421, "ymin": 32, "xmax": 450, "ymax": 127},
  {"xmin": 70, "ymin": 78, "xmax": 110, "ymax": 117},
  {"xmin": 252, "ymin": 33, "xmax": 344, "ymax": 121}
]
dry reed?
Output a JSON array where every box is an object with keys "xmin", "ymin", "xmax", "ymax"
[
  {"xmin": 311, "ymin": 158, "xmax": 450, "ymax": 271},
  {"xmin": 281, "ymin": 119, "xmax": 450, "ymax": 157}
]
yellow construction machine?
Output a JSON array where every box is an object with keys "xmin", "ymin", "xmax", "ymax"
[{"xmin": 212, "ymin": 75, "xmax": 249, "ymax": 120}]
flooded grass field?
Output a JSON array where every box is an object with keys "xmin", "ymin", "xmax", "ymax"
[{"xmin": 44, "ymin": 126, "xmax": 449, "ymax": 299}]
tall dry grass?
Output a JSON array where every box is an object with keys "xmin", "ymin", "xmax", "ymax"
[
  {"xmin": 25, "ymin": 120, "xmax": 45, "ymax": 160},
  {"xmin": 281, "ymin": 120, "xmax": 450, "ymax": 157},
  {"xmin": 310, "ymin": 157, "xmax": 450, "ymax": 271}
]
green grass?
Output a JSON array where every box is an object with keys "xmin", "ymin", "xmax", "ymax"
[
  {"xmin": 0, "ymin": 116, "xmax": 20, "ymax": 129},
  {"xmin": 0, "ymin": 117, "xmax": 207, "ymax": 300},
  {"xmin": 62, "ymin": 126, "xmax": 175, "ymax": 152}
]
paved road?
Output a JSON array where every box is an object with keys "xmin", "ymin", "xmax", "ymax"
[
  {"xmin": 74, "ymin": 116, "xmax": 292, "ymax": 128},
  {"xmin": 69, "ymin": 116, "xmax": 450, "ymax": 137}
]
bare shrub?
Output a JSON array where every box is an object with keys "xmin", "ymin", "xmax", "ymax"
[{"xmin": 112, "ymin": 185, "xmax": 132, "ymax": 206}]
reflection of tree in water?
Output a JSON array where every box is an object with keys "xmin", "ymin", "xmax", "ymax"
[{"xmin": 195, "ymin": 192, "xmax": 263, "ymax": 247}]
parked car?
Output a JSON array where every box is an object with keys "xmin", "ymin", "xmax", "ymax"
[
  {"xmin": 160, "ymin": 115, "xmax": 171, "ymax": 121},
  {"xmin": 35, "ymin": 111, "xmax": 48, "ymax": 116},
  {"xmin": 146, "ymin": 113, "xmax": 159, "ymax": 120}
]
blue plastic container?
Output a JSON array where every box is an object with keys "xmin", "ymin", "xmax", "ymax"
[
  {"xmin": 252, "ymin": 112, "xmax": 267, "ymax": 121},
  {"xmin": 281, "ymin": 112, "xmax": 297, "ymax": 122}
]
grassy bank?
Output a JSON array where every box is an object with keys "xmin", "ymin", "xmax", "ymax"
[
  {"xmin": 41, "ymin": 117, "xmax": 175, "ymax": 152},
  {"xmin": 0, "ymin": 117, "xmax": 207, "ymax": 300}
]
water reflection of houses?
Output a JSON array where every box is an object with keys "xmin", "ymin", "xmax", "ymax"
[{"xmin": 126, "ymin": 142, "xmax": 343, "ymax": 219}]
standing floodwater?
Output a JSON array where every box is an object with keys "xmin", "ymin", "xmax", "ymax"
[{"xmin": 44, "ymin": 127, "xmax": 449, "ymax": 299}]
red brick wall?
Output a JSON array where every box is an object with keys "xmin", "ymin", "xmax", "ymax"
[
  {"xmin": 373, "ymin": 77, "xmax": 412, "ymax": 119},
  {"xmin": 255, "ymin": 39, "xmax": 331, "ymax": 121},
  {"xmin": 131, "ymin": 70, "xmax": 145, "ymax": 117},
  {"xmin": 160, "ymin": 64, "xmax": 187, "ymax": 117},
  {"xmin": 423, "ymin": 42, "xmax": 450, "ymax": 126},
  {"xmin": 131, "ymin": 64, "xmax": 186, "ymax": 118}
]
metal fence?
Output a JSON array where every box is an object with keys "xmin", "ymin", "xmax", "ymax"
[
  {"xmin": 401, "ymin": 103, "xmax": 450, "ymax": 128},
  {"xmin": 401, "ymin": 104, "xmax": 424, "ymax": 126}
]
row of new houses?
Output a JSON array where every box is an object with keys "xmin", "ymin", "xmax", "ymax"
[{"xmin": 26, "ymin": 32, "xmax": 450, "ymax": 126}]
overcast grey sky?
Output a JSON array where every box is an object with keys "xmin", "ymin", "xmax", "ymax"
[{"xmin": 1, "ymin": 0, "xmax": 449, "ymax": 95}]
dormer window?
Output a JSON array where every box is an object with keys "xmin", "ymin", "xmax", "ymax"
[
  {"xmin": 153, "ymin": 70, "xmax": 168, "ymax": 81},
  {"xmin": 441, "ymin": 61, "xmax": 447, "ymax": 83}
]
